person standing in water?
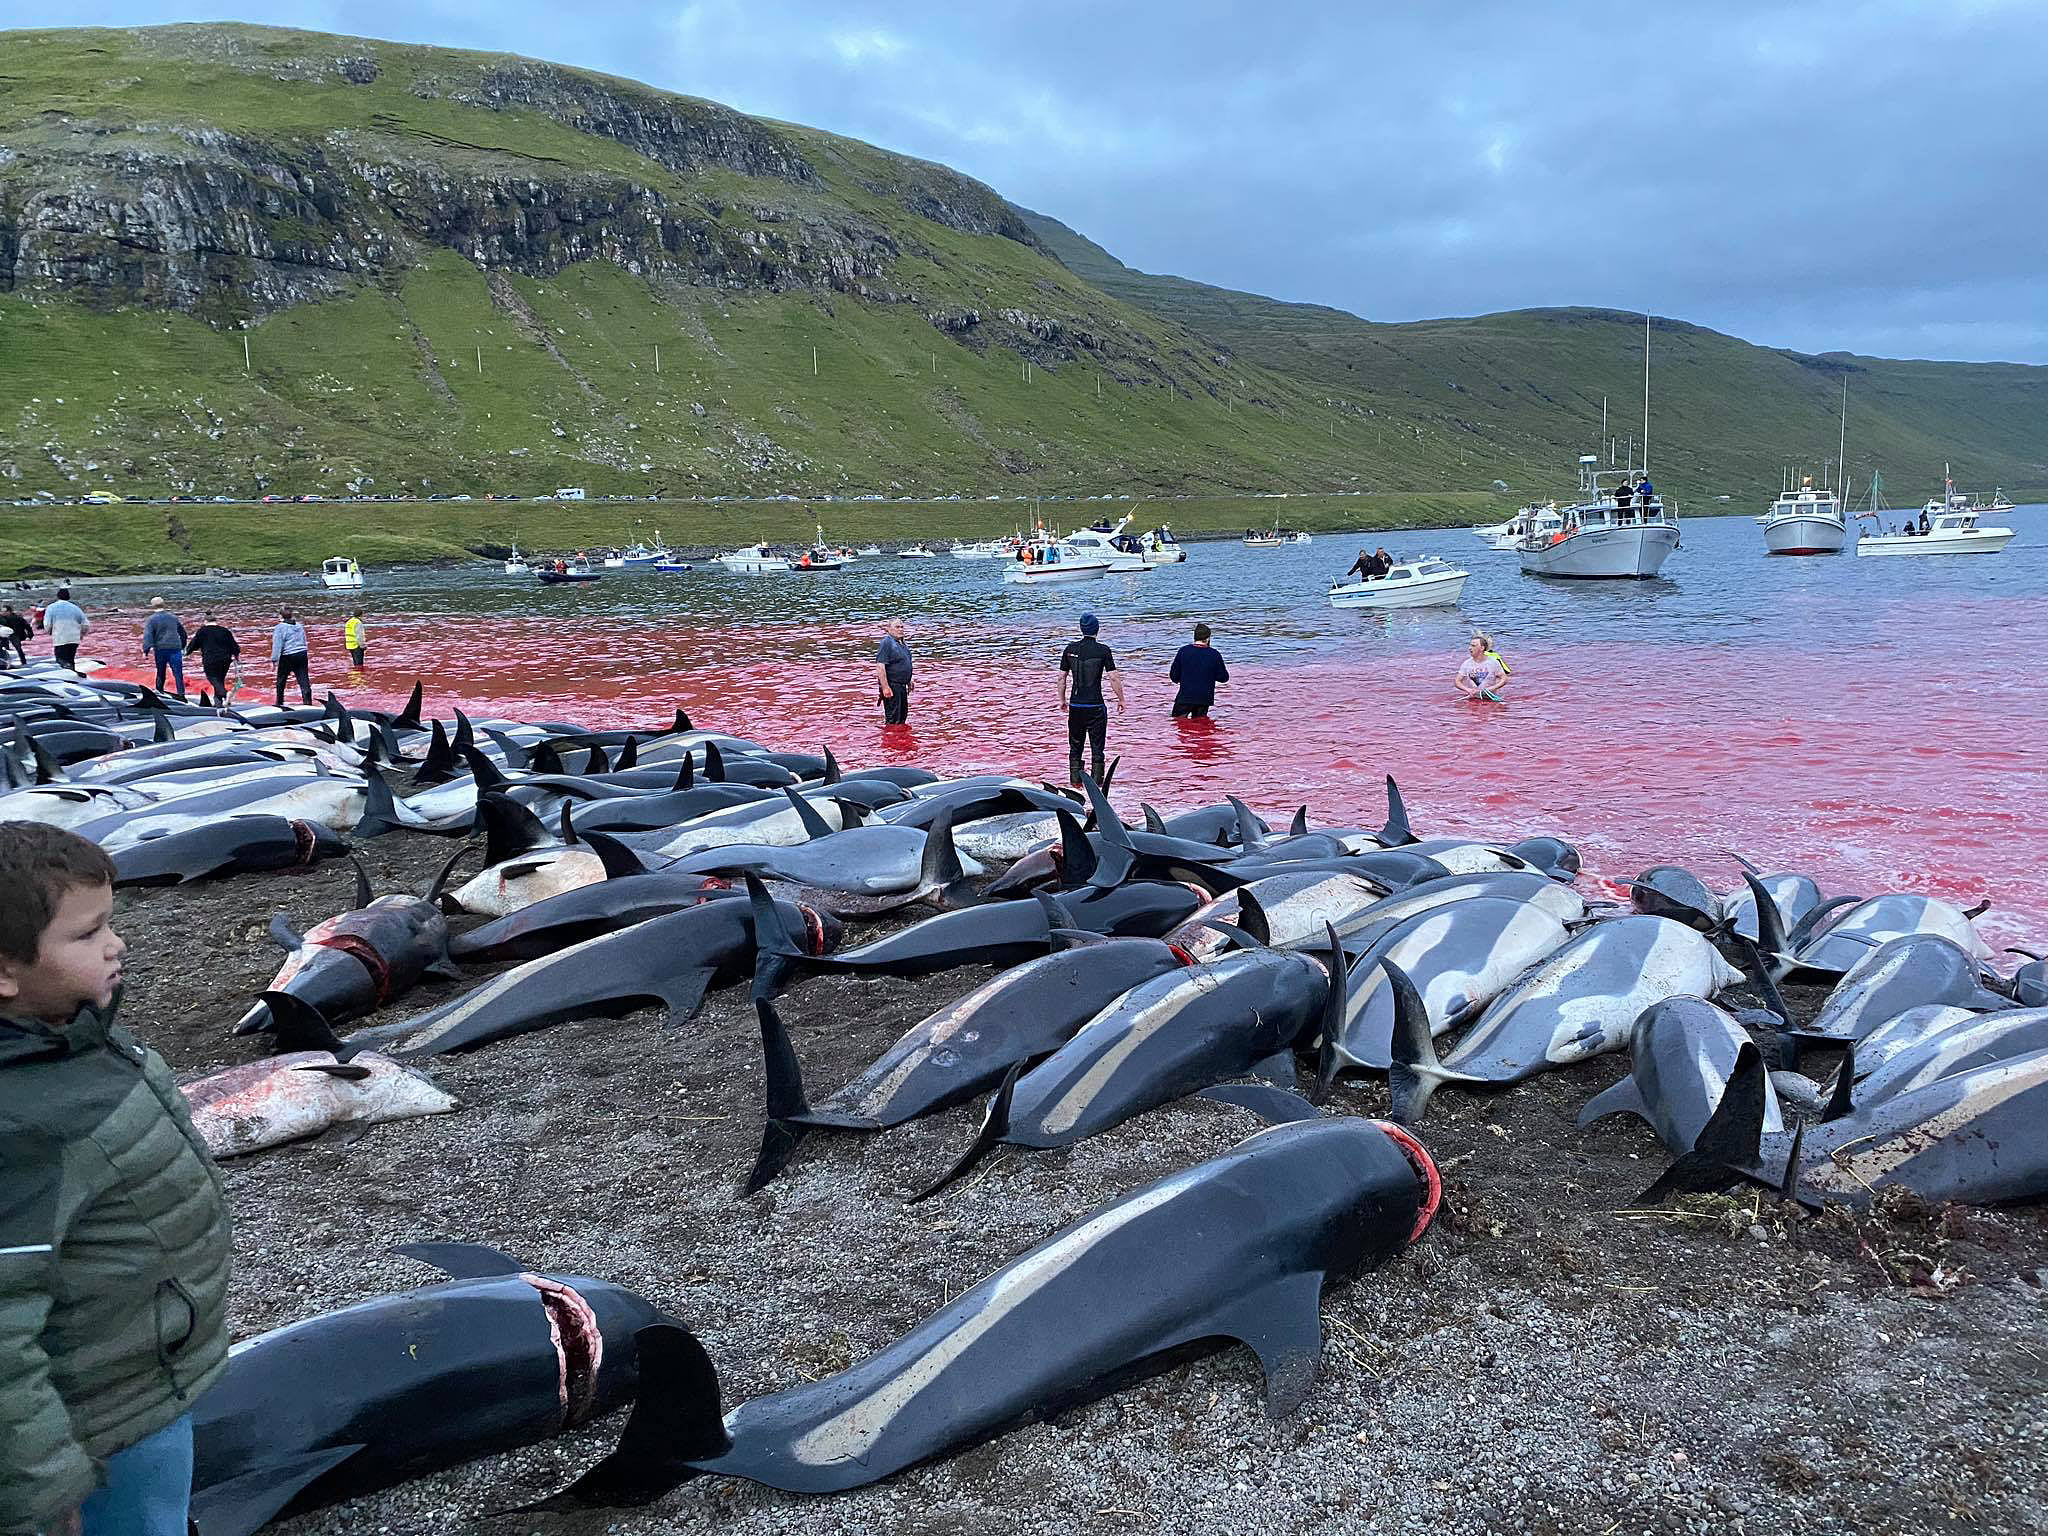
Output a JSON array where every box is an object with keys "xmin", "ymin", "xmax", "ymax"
[
  {"xmin": 138, "ymin": 599, "xmax": 188, "ymax": 698},
  {"xmin": 39, "ymin": 588, "xmax": 88, "ymax": 672},
  {"xmin": 1454, "ymin": 633, "xmax": 1508, "ymax": 701},
  {"xmin": 0, "ymin": 604, "xmax": 30, "ymax": 665},
  {"xmin": 343, "ymin": 609, "xmax": 367, "ymax": 670},
  {"xmin": 185, "ymin": 613, "xmax": 240, "ymax": 706},
  {"xmin": 271, "ymin": 609, "xmax": 311, "ymax": 706},
  {"xmin": 1059, "ymin": 612, "xmax": 1123, "ymax": 786},
  {"xmin": 1169, "ymin": 622, "xmax": 1229, "ymax": 719},
  {"xmin": 874, "ymin": 618, "xmax": 912, "ymax": 725}
]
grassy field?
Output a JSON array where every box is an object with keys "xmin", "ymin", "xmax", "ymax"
[{"xmin": 0, "ymin": 492, "xmax": 1512, "ymax": 580}]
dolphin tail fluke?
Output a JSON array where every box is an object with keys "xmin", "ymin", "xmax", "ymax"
[
  {"xmin": 258, "ymin": 991, "xmax": 351, "ymax": 1058},
  {"xmin": 392, "ymin": 681, "xmax": 424, "ymax": 731},
  {"xmin": 910, "ymin": 1064, "xmax": 1019, "ymax": 1203},
  {"xmin": 1384, "ymin": 959, "xmax": 1459, "ymax": 1125},
  {"xmin": 534, "ymin": 1323, "xmax": 727, "ymax": 1509},
  {"xmin": 1140, "ymin": 802, "xmax": 1167, "ymax": 835},
  {"xmin": 744, "ymin": 999, "xmax": 814, "ymax": 1195},
  {"xmin": 1379, "ymin": 775, "xmax": 1414, "ymax": 846},
  {"xmin": 353, "ymin": 762, "xmax": 407, "ymax": 840},
  {"xmin": 745, "ymin": 873, "xmax": 807, "ymax": 1000},
  {"xmin": 1054, "ymin": 808, "xmax": 1098, "ymax": 890},
  {"xmin": 1080, "ymin": 771, "xmax": 1126, "ymax": 845},
  {"xmin": 1308, "ymin": 921, "xmax": 1347, "ymax": 1068},
  {"xmin": 1637, "ymin": 1042, "xmax": 1769, "ymax": 1204}
]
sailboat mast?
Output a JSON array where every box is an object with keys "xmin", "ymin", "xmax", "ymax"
[
  {"xmin": 1837, "ymin": 377, "xmax": 1847, "ymax": 499},
  {"xmin": 1641, "ymin": 313, "xmax": 1651, "ymax": 476}
]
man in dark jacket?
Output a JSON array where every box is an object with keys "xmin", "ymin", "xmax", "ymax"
[
  {"xmin": 137, "ymin": 599, "xmax": 188, "ymax": 699},
  {"xmin": 184, "ymin": 613, "xmax": 240, "ymax": 707},
  {"xmin": 0, "ymin": 823, "xmax": 231, "ymax": 1536},
  {"xmin": 873, "ymin": 618, "xmax": 912, "ymax": 726},
  {"xmin": 0, "ymin": 604, "xmax": 29, "ymax": 665},
  {"xmin": 1169, "ymin": 623, "xmax": 1230, "ymax": 719}
]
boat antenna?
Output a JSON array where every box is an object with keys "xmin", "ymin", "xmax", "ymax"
[
  {"xmin": 1640, "ymin": 312, "xmax": 1651, "ymax": 477},
  {"xmin": 1837, "ymin": 376, "xmax": 1847, "ymax": 499},
  {"xmin": 1601, "ymin": 395, "xmax": 1608, "ymax": 464}
]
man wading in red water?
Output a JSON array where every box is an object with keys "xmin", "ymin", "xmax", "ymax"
[
  {"xmin": 874, "ymin": 618, "xmax": 912, "ymax": 726},
  {"xmin": 1059, "ymin": 613, "xmax": 1123, "ymax": 786}
]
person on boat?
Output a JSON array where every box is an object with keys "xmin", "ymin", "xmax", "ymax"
[
  {"xmin": 1918, "ymin": 507, "xmax": 1932, "ymax": 535},
  {"xmin": 138, "ymin": 598, "xmax": 188, "ymax": 699},
  {"xmin": 1345, "ymin": 549, "xmax": 1375, "ymax": 581},
  {"xmin": 1373, "ymin": 545, "xmax": 1393, "ymax": 573},
  {"xmin": 186, "ymin": 613, "xmax": 239, "ymax": 705},
  {"xmin": 1059, "ymin": 613, "xmax": 1123, "ymax": 788},
  {"xmin": 1169, "ymin": 623, "xmax": 1229, "ymax": 720},
  {"xmin": 0, "ymin": 604, "xmax": 31, "ymax": 665},
  {"xmin": 554, "ymin": 558, "xmax": 567, "ymax": 575},
  {"xmin": 270, "ymin": 608, "xmax": 312, "ymax": 706},
  {"xmin": 38, "ymin": 589, "xmax": 89, "ymax": 673},
  {"xmin": 344, "ymin": 609, "xmax": 367, "ymax": 670},
  {"xmin": 1636, "ymin": 474, "xmax": 1655, "ymax": 508},
  {"xmin": 1614, "ymin": 479, "xmax": 1634, "ymax": 511},
  {"xmin": 874, "ymin": 618, "xmax": 912, "ymax": 727},
  {"xmin": 1455, "ymin": 634, "xmax": 1508, "ymax": 701}
]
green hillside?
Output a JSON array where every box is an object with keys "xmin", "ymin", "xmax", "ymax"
[{"xmin": 0, "ymin": 19, "xmax": 2041, "ymax": 550}]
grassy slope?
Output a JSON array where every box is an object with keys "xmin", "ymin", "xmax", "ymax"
[
  {"xmin": 0, "ymin": 492, "xmax": 1507, "ymax": 580},
  {"xmin": 1018, "ymin": 211, "xmax": 2048, "ymax": 506}
]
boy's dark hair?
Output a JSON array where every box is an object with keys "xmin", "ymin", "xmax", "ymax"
[
  {"xmin": 0, "ymin": 823, "xmax": 117, "ymax": 963},
  {"xmin": 1193, "ymin": 623, "xmax": 1211, "ymax": 642}
]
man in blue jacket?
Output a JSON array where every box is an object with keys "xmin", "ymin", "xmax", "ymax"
[{"xmin": 1169, "ymin": 623, "xmax": 1230, "ymax": 719}]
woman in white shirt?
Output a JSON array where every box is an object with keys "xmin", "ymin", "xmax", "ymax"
[{"xmin": 1454, "ymin": 634, "xmax": 1507, "ymax": 701}]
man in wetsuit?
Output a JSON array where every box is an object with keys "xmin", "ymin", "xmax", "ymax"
[{"xmin": 1059, "ymin": 612, "xmax": 1124, "ymax": 787}]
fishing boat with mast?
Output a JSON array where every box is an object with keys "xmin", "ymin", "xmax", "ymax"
[
  {"xmin": 1519, "ymin": 315, "xmax": 1679, "ymax": 580},
  {"xmin": 1757, "ymin": 378, "xmax": 1849, "ymax": 554},
  {"xmin": 1856, "ymin": 465, "xmax": 2016, "ymax": 557}
]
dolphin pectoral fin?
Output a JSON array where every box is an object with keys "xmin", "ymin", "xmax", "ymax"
[
  {"xmin": 526, "ymin": 1324, "xmax": 726, "ymax": 1511},
  {"xmin": 655, "ymin": 967, "xmax": 715, "ymax": 1026},
  {"xmin": 744, "ymin": 999, "xmax": 813, "ymax": 1195},
  {"xmin": 266, "ymin": 914, "xmax": 305, "ymax": 952},
  {"xmin": 1198, "ymin": 1082, "xmax": 1320, "ymax": 1125},
  {"xmin": 1047, "ymin": 926, "xmax": 1109, "ymax": 951},
  {"xmin": 423, "ymin": 956, "xmax": 465, "ymax": 983},
  {"xmin": 295, "ymin": 1060, "xmax": 373, "ymax": 1081},
  {"xmin": 1575, "ymin": 1076, "xmax": 1647, "ymax": 1130},
  {"xmin": 1249, "ymin": 1049, "xmax": 1297, "ymax": 1088},
  {"xmin": 393, "ymin": 1240, "xmax": 528, "ymax": 1277},
  {"xmin": 189, "ymin": 1444, "xmax": 367, "ymax": 1536},
  {"xmin": 910, "ymin": 1065, "xmax": 1019, "ymax": 1203},
  {"xmin": 1191, "ymin": 1270, "xmax": 1327, "ymax": 1420}
]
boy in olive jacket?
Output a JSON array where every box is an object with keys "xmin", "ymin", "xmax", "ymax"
[{"xmin": 0, "ymin": 824, "xmax": 231, "ymax": 1536}]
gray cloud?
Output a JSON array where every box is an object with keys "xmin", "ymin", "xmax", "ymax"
[{"xmin": 50, "ymin": 1, "xmax": 2048, "ymax": 360}]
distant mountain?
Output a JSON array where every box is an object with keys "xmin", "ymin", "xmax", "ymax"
[{"xmin": 1, "ymin": 22, "xmax": 2040, "ymax": 504}]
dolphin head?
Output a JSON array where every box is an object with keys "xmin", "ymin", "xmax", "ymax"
[{"xmin": 801, "ymin": 904, "xmax": 844, "ymax": 955}]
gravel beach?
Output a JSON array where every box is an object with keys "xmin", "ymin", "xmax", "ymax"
[{"xmin": 123, "ymin": 819, "xmax": 2048, "ymax": 1536}]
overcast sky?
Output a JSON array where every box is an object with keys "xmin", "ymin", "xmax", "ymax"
[{"xmin": 47, "ymin": 1, "xmax": 2048, "ymax": 362}]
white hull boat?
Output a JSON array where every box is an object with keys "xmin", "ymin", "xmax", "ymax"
[
  {"xmin": 718, "ymin": 544, "xmax": 791, "ymax": 573},
  {"xmin": 1329, "ymin": 557, "xmax": 1469, "ymax": 609},
  {"xmin": 320, "ymin": 557, "xmax": 363, "ymax": 590},
  {"xmin": 950, "ymin": 540, "xmax": 1006, "ymax": 559},
  {"xmin": 898, "ymin": 545, "xmax": 939, "ymax": 559},
  {"xmin": 503, "ymin": 549, "xmax": 531, "ymax": 576},
  {"xmin": 1061, "ymin": 517, "xmax": 1152, "ymax": 573},
  {"xmin": 1242, "ymin": 535, "xmax": 1284, "ymax": 549},
  {"xmin": 1520, "ymin": 522, "xmax": 1679, "ymax": 578},
  {"xmin": 1856, "ymin": 520, "xmax": 2013, "ymax": 557},
  {"xmin": 1002, "ymin": 537, "xmax": 1112, "ymax": 584},
  {"xmin": 1758, "ymin": 482, "xmax": 1845, "ymax": 555}
]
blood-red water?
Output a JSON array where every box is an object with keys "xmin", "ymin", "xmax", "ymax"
[{"xmin": 78, "ymin": 514, "xmax": 2048, "ymax": 947}]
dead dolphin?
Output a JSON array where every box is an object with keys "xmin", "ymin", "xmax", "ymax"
[
  {"xmin": 180, "ymin": 1051, "xmax": 458, "ymax": 1159},
  {"xmin": 1388, "ymin": 917, "xmax": 1747, "ymax": 1122},
  {"xmin": 1321, "ymin": 895, "xmax": 1573, "ymax": 1084},
  {"xmin": 1782, "ymin": 890, "xmax": 1993, "ymax": 977},
  {"xmin": 188, "ymin": 1243, "xmax": 669, "ymax": 1536},
  {"xmin": 1576, "ymin": 996, "xmax": 1786, "ymax": 1152},
  {"xmin": 546, "ymin": 1116, "xmax": 1436, "ymax": 1502},
  {"xmin": 1627, "ymin": 864, "xmax": 1723, "ymax": 931},
  {"xmin": 1717, "ymin": 853, "xmax": 1822, "ymax": 944},
  {"xmin": 664, "ymin": 797, "xmax": 981, "ymax": 908},
  {"xmin": 1831, "ymin": 1006, "xmax": 2048, "ymax": 1112},
  {"xmin": 447, "ymin": 838, "xmax": 739, "ymax": 963},
  {"xmin": 744, "ymin": 935, "xmax": 1194, "ymax": 1193},
  {"xmin": 1794, "ymin": 933, "xmax": 2012, "ymax": 1043},
  {"xmin": 915, "ymin": 930, "xmax": 1347, "ymax": 1198},
  {"xmin": 1166, "ymin": 870, "xmax": 1391, "ymax": 962},
  {"xmin": 111, "ymin": 815, "xmax": 348, "ymax": 887},
  {"xmin": 236, "ymin": 856, "xmax": 459, "ymax": 1035}
]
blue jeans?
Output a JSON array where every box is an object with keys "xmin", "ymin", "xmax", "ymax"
[
  {"xmin": 80, "ymin": 1413, "xmax": 192, "ymax": 1536},
  {"xmin": 151, "ymin": 647, "xmax": 185, "ymax": 695}
]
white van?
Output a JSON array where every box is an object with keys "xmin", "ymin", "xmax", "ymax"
[{"xmin": 555, "ymin": 486, "xmax": 587, "ymax": 501}]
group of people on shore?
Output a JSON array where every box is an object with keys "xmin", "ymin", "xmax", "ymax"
[{"xmin": 0, "ymin": 591, "xmax": 371, "ymax": 706}]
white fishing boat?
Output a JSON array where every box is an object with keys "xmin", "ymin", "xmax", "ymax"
[
  {"xmin": 620, "ymin": 534, "xmax": 669, "ymax": 567},
  {"xmin": 1856, "ymin": 502, "xmax": 2014, "ymax": 557},
  {"xmin": 857, "ymin": 544, "xmax": 883, "ymax": 557},
  {"xmin": 1482, "ymin": 504, "xmax": 1563, "ymax": 551},
  {"xmin": 1470, "ymin": 517, "xmax": 1517, "ymax": 542},
  {"xmin": 1758, "ymin": 478, "xmax": 1846, "ymax": 555},
  {"xmin": 319, "ymin": 556, "xmax": 363, "ymax": 590},
  {"xmin": 949, "ymin": 539, "xmax": 1008, "ymax": 559},
  {"xmin": 1328, "ymin": 556, "xmax": 1469, "ymax": 609},
  {"xmin": 502, "ymin": 546, "xmax": 530, "ymax": 576},
  {"xmin": 792, "ymin": 525, "xmax": 852, "ymax": 570},
  {"xmin": 600, "ymin": 548, "xmax": 627, "ymax": 569},
  {"xmin": 1000, "ymin": 539, "xmax": 1112, "ymax": 584},
  {"xmin": 1061, "ymin": 517, "xmax": 1152, "ymax": 573},
  {"xmin": 1138, "ymin": 526, "xmax": 1187, "ymax": 564},
  {"xmin": 1287, "ymin": 531, "xmax": 1313, "ymax": 545},
  {"xmin": 1987, "ymin": 489, "xmax": 2017, "ymax": 515},
  {"xmin": 1242, "ymin": 532, "xmax": 1285, "ymax": 548},
  {"xmin": 717, "ymin": 543, "xmax": 791, "ymax": 573},
  {"xmin": 1518, "ymin": 456, "xmax": 1679, "ymax": 580},
  {"xmin": 898, "ymin": 543, "xmax": 939, "ymax": 559}
]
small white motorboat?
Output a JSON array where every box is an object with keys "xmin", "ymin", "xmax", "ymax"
[
  {"xmin": 1481, "ymin": 504, "xmax": 1563, "ymax": 551},
  {"xmin": 718, "ymin": 543, "xmax": 791, "ymax": 573},
  {"xmin": 898, "ymin": 543, "xmax": 939, "ymax": 558},
  {"xmin": 1757, "ymin": 478, "xmax": 1846, "ymax": 555},
  {"xmin": 949, "ymin": 539, "xmax": 1007, "ymax": 559},
  {"xmin": 600, "ymin": 548, "xmax": 627, "ymax": 569},
  {"xmin": 1242, "ymin": 532, "xmax": 1285, "ymax": 548},
  {"xmin": 1328, "ymin": 556, "xmax": 1469, "ymax": 609},
  {"xmin": 1001, "ymin": 539, "xmax": 1112, "ymax": 584},
  {"xmin": 857, "ymin": 544, "xmax": 883, "ymax": 556},
  {"xmin": 1138, "ymin": 526, "xmax": 1187, "ymax": 563},
  {"xmin": 1061, "ymin": 517, "xmax": 1152, "ymax": 573},
  {"xmin": 320, "ymin": 556, "xmax": 363, "ymax": 590},
  {"xmin": 503, "ymin": 546, "xmax": 531, "ymax": 576},
  {"xmin": 1287, "ymin": 531, "xmax": 1313, "ymax": 545},
  {"xmin": 1856, "ymin": 503, "xmax": 2014, "ymax": 557}
]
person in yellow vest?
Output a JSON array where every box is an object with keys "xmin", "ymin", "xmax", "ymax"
[{"xmin": 343, "ymin": 609, "xmax": 367, "ymax": 670}]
